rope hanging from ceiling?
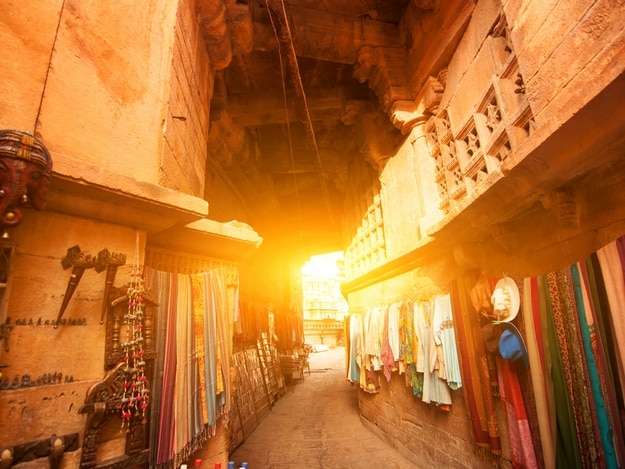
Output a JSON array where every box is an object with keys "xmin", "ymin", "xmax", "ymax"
[{"xmin": 264, "ymin": 0, "xmax": 335, "ymax": 226}]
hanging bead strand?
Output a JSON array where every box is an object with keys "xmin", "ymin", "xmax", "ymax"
[{"xmin": 120, "ymin": 231, "xmax": 149, "ymax": 429}]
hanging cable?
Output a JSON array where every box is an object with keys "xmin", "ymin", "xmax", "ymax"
[
  {"xmin": 34, "ymin": 0, "xmax": 66, "ymax": 134},
  {"xmin": 264, "ymin": 0, "xmax": 335, "ymax": 226},
  {"xmin": 265, "ymin": 1, "xmax": 304, "ymax": 243}
]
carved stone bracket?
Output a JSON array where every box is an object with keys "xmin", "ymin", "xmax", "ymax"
[
  {"xmin": 197, "ymin": 0, "xmax": 253, "ymax": 70},
  {"xmin": 491, "ymin": 222, "xmax": 519, "ymax": 252},
  {"xmin": 540, "ymin": 187, "xmax": 580, "ymax": 228},
  {"xmin": 389, "ymin": 76, "xmax": 445, "ymax": 134},
  {"xmin": 354, "ymin": 45, "xmax": 413, "ymax": 113}
]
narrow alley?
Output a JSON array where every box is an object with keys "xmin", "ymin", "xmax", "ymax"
[
  {"xmin": 229, "ymin": 347, "xmax": 415, "ymax": 469},
  {"xmin": 2, "ymin": 3, "xmax": 625, "ymax": 469}
]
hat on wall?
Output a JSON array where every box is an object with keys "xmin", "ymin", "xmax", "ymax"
[
  {"xmin": 490, "ymin": 276, "xmax": 520, "ymax": 322},
  {"xmin": 498, "ymin": 322, "xmax": 529, "ymax": 369}
]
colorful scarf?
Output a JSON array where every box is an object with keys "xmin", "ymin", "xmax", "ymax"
[
  {"xmin": 550, "ymin": 269, "xmax": 599, "ymax": 467},
  {"xmin": 586, "ymin": 254, "xmax": 625, "ymax": 464},
  {"xmin": 572, "ymin": 262, "xmax": 618, "ymax": 467},
  {"xmin": 523, "ymin": 277, "xmax": 555, "ymax": 469},
  {"xmin": 497, "ymin": 357, "xmax": 538, "ymax": 468},
  {"xmin": 451, "ymin": 276, "xmax": 502, "ymax": 462},
  {"xmin": 148, "ymin": 268, "xmax": 234, "ymax": 469}
]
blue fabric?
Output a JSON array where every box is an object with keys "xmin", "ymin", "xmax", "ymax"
[{"xmin": 570, "ymin": 263, "xmax": 617, "ymax": 468}]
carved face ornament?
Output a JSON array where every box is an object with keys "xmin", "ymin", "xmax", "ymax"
[{"xmin": 0, "ymin": 130, "xmax": 52, "ymax": 229}]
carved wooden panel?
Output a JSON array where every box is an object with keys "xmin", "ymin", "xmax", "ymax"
[{"xmin": 104, "ymin": 286, "xmax": 157, "ymax": 369}]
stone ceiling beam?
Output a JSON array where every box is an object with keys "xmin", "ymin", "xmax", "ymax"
[
  {"xmin": 225, "ymin": 87, "xmax": 347, "ymax": 126},
  {"xmin": 252, "ymin": 3, "xmax": 403, "ymax": 64}
]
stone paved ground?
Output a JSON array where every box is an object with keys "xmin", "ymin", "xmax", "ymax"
[{"xmin": 229, "ymin": 347, "xmax": 416, "ymax": 469}]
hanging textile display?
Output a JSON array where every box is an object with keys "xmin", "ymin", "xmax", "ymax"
[
  {"xmin": 345, "ymin": 295, "xmax": 462, "ymax": 404},
  {"xmin": 451, "ymin": 275, "xmax": 503, "ymax": 463},
  {"xmin": 448, "ymin": 234, "xmax": 625, "ymax": 469},
  {"xmin": 414, "ymin": 298, "xmax": 450, "ymax": 406},
  {"xmin": 522, "ymin": 277, "xmax": 555, "ymax": 469},
  {"xmin": 596, "ymin": 242, "xmax": 625, "ymax": 402},
  {"xmin": 146, "ymin": 267, "xmax": 236, "ymax": 469}
]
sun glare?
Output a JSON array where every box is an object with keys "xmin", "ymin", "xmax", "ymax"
[{"xmin": 301, "ymin": 251, "xmax": 343, "ymax": 277}]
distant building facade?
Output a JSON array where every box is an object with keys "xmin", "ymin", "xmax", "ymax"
[{"xmin": 302, "ymin": 263, "xmax": 348, "ymax": 346}]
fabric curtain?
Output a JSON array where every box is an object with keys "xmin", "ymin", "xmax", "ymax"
[{"xmin": 147, "ymin": 267, "xmax": 235, "ymax": 469}]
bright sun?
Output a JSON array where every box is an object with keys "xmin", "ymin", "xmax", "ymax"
[{"xmin": 301, "ymin": 251, "xmax": 343, "ymax": 277}]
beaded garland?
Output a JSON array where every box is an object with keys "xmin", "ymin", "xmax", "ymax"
[{"xmin": 120, "ymin": 237, "xmax": 149, "ymax": 429}]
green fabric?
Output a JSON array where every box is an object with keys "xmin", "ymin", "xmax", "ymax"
[{"xmin": 539, "ymin": 275, "xmax": 582, "ymax": 469}]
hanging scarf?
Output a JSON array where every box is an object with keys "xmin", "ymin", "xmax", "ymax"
[
  {"xmin": 174, "ymin": 275, "xmax": 191, "ymax": 464},
  {"xmin": 596, "ymin": 241, "xmax": 625, "ymax": 403},
  {"xmin": 398, "ymin": 302, "xmax": 408, "ymax": 374},
  {"xmin": 155, "ymin": 273, "xmax": 178, "ymax": 467},
  {"xmin": 550, "ymin": 269, "xmax": 599, "ymax": 467},
  {"xmin": 381, "ymin": 305, "xmax": 395, "ymax": 382},
  {"xmin": 404, "ymin": 301, "xmax": 421, "ymax": 395},
  {"xmin": 523, "ymin": 277, "xmax": 555, "ymax": 469},
  {"xmin": 540, "ymin": 273, "xmax": 582, "ymax": 469},
  {"xmin": 586, "ymin": 254, "xmax": 625, "ymax": 465},
  {"xmin": 571, "ymin": 263, "xmax": 618, "ymax": 467},
  {"xmin": 451, "ymin": 276, "xmax": 502, "ymax": 462},
  {"xmin": 497, "ymin": 356, "xmax": 539, "ymax": 468},
  {"xmin": 433, "ymin": 294, "xmax": 462, "ymax": 390},
  {"xmin": 147, "ymin": 269, "xmax": 170, "ymax": 467},
  {"xmin": 348, "ymin": 314, "xmax": 361, "ymax": 383},
  {"xmin": 203, "ymin": 271, "xmax": 221, "ymax": 429},
  {"xmin": 191, "ymin": 274, "xmax": 208, "ymax": 426},
  {"xmin": 211, "ymin": 270, "xmax": 231, "ymax": 420}
]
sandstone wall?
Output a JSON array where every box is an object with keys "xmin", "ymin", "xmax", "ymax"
[
  {"xmin": 0, "ymin": 210, "xmax": 142, "ymax": 467},
  {"xmin": 347, "ymin": 270, "xmax": 502, "ymax": 468},
  {"xmin": 347, "ymin": 0, "xmax": 625, "ymax": 467},
  {"xmin": 35, "ymin": 0, "xmax": 176, "ymax": 183},
  {"xmin": 0, "ymin": 0, "xmax": 230, "ymax": 466},
  {"xmin": 0, "ymin": 0, "xmax": 213, "ymax": 197},
  {"xmin": 160, "ymin": 0, "xmax": 213, "ymax": 198}
]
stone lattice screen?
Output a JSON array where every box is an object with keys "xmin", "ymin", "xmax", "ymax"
[
  {"xmin": 426, "ymin": 18, "xmax": 536, "ymax": 214},
  {"xmin": 344, "ymin": 183, "xmax": 387, "ymax": 279}
]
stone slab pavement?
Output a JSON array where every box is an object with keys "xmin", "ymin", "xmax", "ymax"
[{"xmin": 229, "ymin": 346, "xmax": 416, "ymax": 469}]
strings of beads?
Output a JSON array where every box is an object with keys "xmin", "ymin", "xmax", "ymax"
[{"xmin": 120, "ymin": 263, "xmax": 149, "ymax": 429}]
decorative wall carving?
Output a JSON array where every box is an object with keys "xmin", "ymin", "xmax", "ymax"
[
  {"xmin": 423, "ymin": 13, "xmax": 535, "ymax": 215},
  {"xmin": 105, "ymin": 286, "xmax": 157, "ymax": 369},
  {"xmin": 344, "ymin": 183, "xmax": 386, "ymax": 279},
  {"xmin": 78, "ymin": 362, "xmax": 150, "ymax": 469},
  {"xmin": 0, "ymin": 130, "xmax": 52, "ymax": 233},
  {"xmin": 56, "ymin": 246, "xmax": 96, "ymax": 328}
]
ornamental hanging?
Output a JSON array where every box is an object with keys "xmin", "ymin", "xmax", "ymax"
[
  {"xmin": 120, "ymin": 235, "xmax": 149, "ymax": 428},
  {"xmin": 0, "ymin": 130, "xmax": 53, "ymax": 233}
]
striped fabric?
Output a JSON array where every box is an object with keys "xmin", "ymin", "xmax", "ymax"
[{"xmin": 147, "ymin": 268, "xmax": 235, "ymax": 469}]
